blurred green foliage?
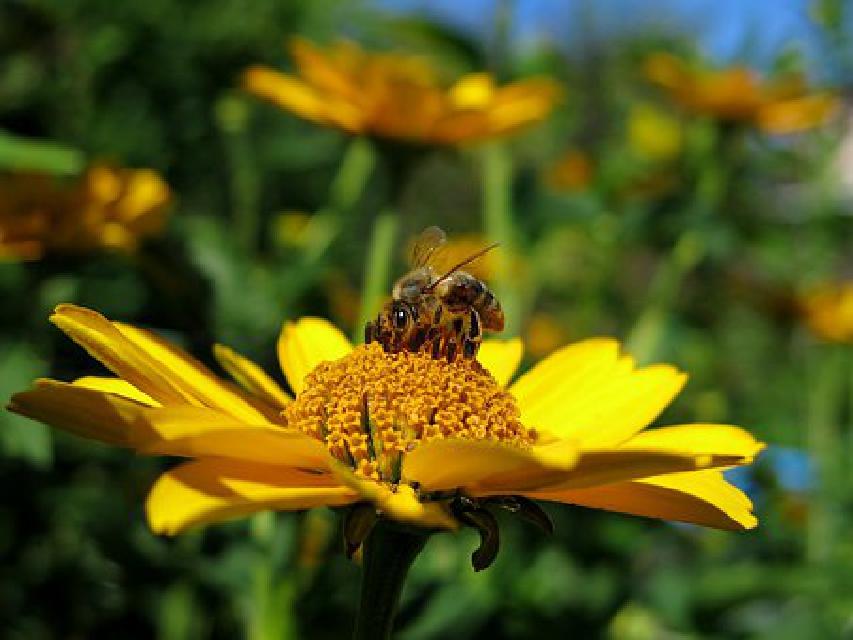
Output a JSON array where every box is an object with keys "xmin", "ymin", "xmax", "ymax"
[{"xmin": 2, "ymin": 0, "xmax": 853, "ymax": 638}]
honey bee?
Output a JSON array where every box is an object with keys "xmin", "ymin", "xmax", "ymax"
[{"xmin": 365, "ymin": 226, "xmax": 504, "ymax": 360}]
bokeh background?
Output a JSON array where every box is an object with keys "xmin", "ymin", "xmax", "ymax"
[{"xmin": 2, "ymin": 0, "xmax": 852, "ymax": 637}]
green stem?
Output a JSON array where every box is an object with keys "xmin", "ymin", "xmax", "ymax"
[
  {"xmin": 249, "ymin": 512, "xmax": 297, "ymax": 640},
  {"xmin": 625, "ymin": 123, "xmax": 734, "ymax": 364},
  {"xmin": 353, "ymin": 522, "xmax": 429, "ymax": 640},
  {"xmin": 216, "ymin": 95, "xmax": 260, "ymax": 255},
  {"xmin": 806, "ymin": 343, "xmax": 846, "ymax": 564},
  {"xmin": 482, "ymin": 142, "xmax": 521, "ymax": 337},
  {"xmin": 848, "ymin": 347, "xmax": 853, "ymax": 490},
  {"xmin": 356, "ymin": 211, "xmax": 399, "ymax": 342},
  {"xmin": 299, "ymin": 137, "xmax": 377, "ymax": 266},
  {"xmin": 625, "ymin": 230, "xmax": 705, "ymax": 364}
]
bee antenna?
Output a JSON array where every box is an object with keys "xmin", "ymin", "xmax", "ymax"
[{"xmin": 424, "ymin": 242, "xmax": 500, "ymax": 293}]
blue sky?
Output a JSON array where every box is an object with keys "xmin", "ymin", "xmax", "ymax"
[{"xmin": 377, "ymin": 0, "xmax": 829, "ymax": 71}]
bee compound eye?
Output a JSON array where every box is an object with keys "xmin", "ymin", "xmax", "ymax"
[{"xmin": 393, "ymin": 307, "xmax": 409, "ymax": 329}]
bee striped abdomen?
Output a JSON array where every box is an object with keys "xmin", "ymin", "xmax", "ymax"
[{"xmin": 476, "ymin": 289, "xmax": 504, "ymax": 332}]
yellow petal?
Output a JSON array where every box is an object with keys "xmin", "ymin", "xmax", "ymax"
[
  {"xmin": 10, "ymin": 380, "xmax": 332, "ymax": 469},
  {"xmin": 510, "ymin": 339, "xmax": 687, "ymax": 447},
  {"xmin": 277, "ymin": 317, "xmax": 353, "ymax": 395},
  {"xmin": 477, "ymin": 338, "xmax": 523, "ymax": 388},
  {"xmin": 136, "ymin": 406, "xmax": 335, "ymax": 469},
  {"xmin": 621, "ymin": 424, "xmax": 765, "ymax": 463},
  {"xmin": 472, "ymin": 443, "xmax": 720, "ymax": 495},
  {"xmin": 115, "ymin": 321, "xmax": 273, "ymax": 424},
  {"xmin": 242, "ymin": 66, "xmax": 364, "ymax": 132},
  {"xmin": 73, "ymin": 376, "xmax": 160, "ymax": 407},
  {"xmin": 50, "ymin": 304, "xmax": 187, "ymax": 406},
  {"xmin": 527, "ymin": 469, "xmax": 757, "ymax": 531},
  {"xmin": 430, "ymin": 110, "xmax": 491, "ymax": 144},
  {"xmin": 288, "ymin": 36, "xmax": 360, "ymax": 102},
  {"xmin": 449, "ymin": 73, "xmax": 496, "ymax": 108},
  {"xmin": 402, "ymin": 438, "xmax": 578, "ymax": 495},
  {"xmin": 146, "ymin": 459, "xmax": 356, "ymax": 535},
  {"xmin": 486, "ymin": 78, "xmax": 562, "ymax": 135},
  {"xmin": 8, "ymin": 379, "xmax": 150, "ymax": 447},
  {"xmin": 757, "ymin": 93, "xmax": 839, "ymax": 135},
  {"xmin": 213, "ymin": 344, "xmax": 292, "ymax": 410},
  {"xmin": 331, "ymin": 463, "xmax": 457, "ymax": 530},
  {"xmin": 523, "ymin": 449, "xmax": 714, "ymax": 493}
]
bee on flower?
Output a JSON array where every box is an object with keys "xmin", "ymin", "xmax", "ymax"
[
  {"xmin": 365, "ymin": 226, "xmax": 504, "ymax": 360},
  {"xmin": 9, "ymin": 301, "xmax": 763, "ymax": 546}
]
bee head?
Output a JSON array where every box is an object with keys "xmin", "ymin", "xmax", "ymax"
[
  {"xmin": 393, "ymin": 268, "xmax": 433, "ymax": 302},
  {"xmin": 391, "ymin": 301, "xmax": 412, "ymax": 331}
]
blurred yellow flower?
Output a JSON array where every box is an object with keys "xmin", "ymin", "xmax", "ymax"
[
  {"xmin": 10, "ymin": 305, "xmax": 763, "ymax": 537},
  {"xmin": 545, "ymin": 148, "xmax": 593, "ymax": 192},
  {"xmin": 326, "ymin": 271, "xmax": 361, "ymax": 329},
  {"xmin": 0, "ymin": 165, "xmax": 170, "ymax": 259},
  {"xmin": 800, "ymin": 282, "xmax": 853, "ymax": 343},
  {"xmin": 273, "ymin": 211, "xmax": 313, "ymax": 248},
  {"xmin": 243, "ymin": 38, "xmax": 561, "ymax": 145},
  {"xmin": 644, "ymin": 52, "xmax": 839, "ymax": 134},
  {"xmin": 430, "ymin": 233, "xmax": 496, "ymax": 281},
  {"xmin": 628, "ymin": 103, "xmax": 683, "ymax": 161},
  {"xmin": 524, "ymin": 313, "xmax": 568, "ymax": 359}
]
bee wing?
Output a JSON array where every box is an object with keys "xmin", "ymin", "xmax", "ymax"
[{"xmin": 409, "ymin": 225, "xmax": 447, "ymax": 268}]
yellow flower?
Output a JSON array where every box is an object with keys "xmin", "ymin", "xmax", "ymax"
[
  {"xmin": 628, "ymin": 102, "xmax": 683, "ymax": 161},
  {"xmin": 644, "ymin": 52, "xmax": 839, "ymax": 134},
  {"xmin": 9, "ymin": 305, "xmax": 763, "ymax": 538},
  {"xmin": 545, "ymin": 148, "xmax": 593, "ymax": 192},
  {"xmin": 243, "ymin": 38, "xmax": 561, "ymax": 145},
  {"xmin": 524, "ymin": 313, "xmax": 568, "ymax": 359},
  {"xmin": 428, "ymin": 233, "xmax": 497, "ymax": 282},
  {"xmin": 0, "ymin": 165, "xmax": 171, "ymax": 259},
  {"xmin": 799, "ymin": 282, "xmax": 853, "ymax": 343}
]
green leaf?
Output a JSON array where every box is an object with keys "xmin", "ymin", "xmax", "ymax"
[
  {"xmin": 0, "ymin": 130, "xmax": 84, "ymax": 175},
  {"xmin": 0, "ymin": 342, "xmax": 51, "ymax": 468}
]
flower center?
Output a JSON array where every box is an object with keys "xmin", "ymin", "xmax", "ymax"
[{"xmin": 283, "ymin": 343, "xmax": 536, "ymax": 483}]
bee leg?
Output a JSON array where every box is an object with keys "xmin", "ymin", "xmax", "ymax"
[
  {"xmin": 364, "ymin": 321, "xmax": 375, "ymax": 345},
  {"xmin": 462, "ymin": 309, "xmax": 482, "ymax": 359},
  {"xmin": 452, "ymin": 316, "xmax": 465, "ymax": 338},
  {"xmin": 463, "ymin": 338, "xmax": 477, "ymax": 358},
  {"xmin": 468, "ymin": 309, "xmax": 482, "ymax": 340},
  {"xmin": 392, "ymin": 331, "xmax": 405, "ymax": 353},
  {"xmin": 446, "ymin": 338, "xmax": 458, "ymax": 362},
  {"xmin": 409, "ymin": 327, "xmax": 427, "ymax": 352},
  {"xmin": 431, "ymin": 334, "xmax": 442, "ymax": 359}
]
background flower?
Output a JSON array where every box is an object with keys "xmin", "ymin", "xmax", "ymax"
[
  {"xmin": 243, "ymin": 38, "xmax": 561, "ymax": 145},
  {"xmin": 644, "ymin": 52, "xmax": 839, "ymax": 134},
  {"xmin": 799, "ymin": 282, "xmax": 853, "ymax": 343},
  {"xmin": 0, "ymin": 165, "xmax": 171, "ymax": 259}
]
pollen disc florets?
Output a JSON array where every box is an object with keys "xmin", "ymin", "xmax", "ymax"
[{"xmin": 283, "ymin": 342, "xmax": 536, "ymax": 483}]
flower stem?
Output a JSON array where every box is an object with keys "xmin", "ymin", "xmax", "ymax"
[
  {"xmin": 216, "ymin": 95, "xmax": 260, "ymax": 255},
  {"xmin": 249, "ymin": 512, "xmax": 298, "ymax": 640},
  {"xmin": 806, "ymin": 343, "xmax": 846, "ymax": 564},
  {"xmin": 626, "ymin": 122, "xmax": 733, "ymax": 364},
  {"xmin": 482, "ymin": 142, "xmax": 521, "ymax": 337},
  {"xmin": 301, "ymin": 137, "xmax": 377, "ymax": 266},
  {"xmin": 353, "ymin": 521, "xmax": 428, "ymax": 640},
  {"xmin": 356, "ymin": 211, "xmax": 399, "ymax": 342},
  {"xmin": 626, "ymin": 230, "xmax": 705, "ymax": 364}
]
